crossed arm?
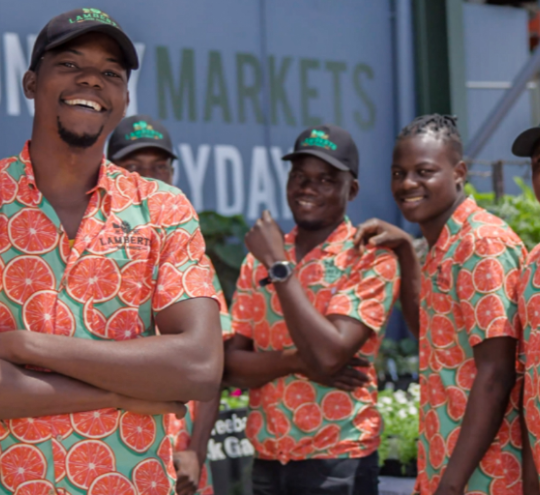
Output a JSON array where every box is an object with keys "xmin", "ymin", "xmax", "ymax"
[
  {"xmin": 0, "ymin": 297, "xmax": 223, "ymax": 419},
  {"xmin": 225, "ymin": 212, "xmax": 373, "ymax": 389}
]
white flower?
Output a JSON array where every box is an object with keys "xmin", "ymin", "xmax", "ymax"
[
  {"xmin": 398, "ymin": 409, "xmax": 408, "ymax": 419},
  {"xmin": 408, "ymin": 406, "xmax": 418, "ymax": 415}
]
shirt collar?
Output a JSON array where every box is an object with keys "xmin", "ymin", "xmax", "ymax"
[
  {"xmin": 284, "ymin": 216, "xmax": 353, "ymax": 256},
  {"xmin": 432, "ymin": 196, "xmax": 479, "ymax": 252},
  {"xmin": 19, "ymin": 140, "xmax": 112, "ymax": 195}
]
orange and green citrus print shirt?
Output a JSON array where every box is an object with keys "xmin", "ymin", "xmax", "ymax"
[
  {"xmin": 415, "ymin": 197, "xmax": 526, "ymax": 495},
  {"xmin": 231, "ymin": 218, "xmax": 400, "ymax": 463},
  {"xmin": 518, "ymin": 245, "xmax": 540, "ymax": 484},
  {"xmin": 0, "ymin": 143, "xmax": 219, "ymax": 495}
]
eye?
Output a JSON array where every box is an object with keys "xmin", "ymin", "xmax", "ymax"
[
  {"xmin": 391, "ymin": 170, "xmax": 403, "ymax": 179},
  {"xmin": 289, "ymin": 172, "xmax": 302, "ymax": 181},
  {"xmin": 104, "ymin": 70, "xmax": 120, "ymax": 78},
  {"xmin": 61, "ymin": 61, "xmax": 77, "ymax": 69}
]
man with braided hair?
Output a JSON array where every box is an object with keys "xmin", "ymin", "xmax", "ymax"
[{"xmin": 355, "ymin": 114, "xmax": 528, "ymax": 494}]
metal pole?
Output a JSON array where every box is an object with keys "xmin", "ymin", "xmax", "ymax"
[
  {"xmin": 446, "ymin": 0, "xmax": 468, "ymax": 141},
  {"xmin": 465, "ymin": 47, "xmax": 540, "ymax": 160},
  {"xmin": 395, "ymin": 0, "xmax": 416, "ymax": 131},
  {"xmin": 492, "ymin": 160, "xmax": 504, "ymax": 202}
]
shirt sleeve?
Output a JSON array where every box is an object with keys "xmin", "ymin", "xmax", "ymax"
[
  {"xmin": 151, "ymin": 194, "xmax": 218, "ymax": 313},
  {"xmin": 456, "ymin": 236, "xmax": 523, "ymax": 347},
  {"xmin": 206, "ymin": 255, "xmax": 234, "ymax": 340},
  {"xmin": 326, "ymin": 247, "xmax": 400, "ymax": 333},
  {"xmin": 230, "ymin": 255, "xmax": 256, "ymax": 339}
]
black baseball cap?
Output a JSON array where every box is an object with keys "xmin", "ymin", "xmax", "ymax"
[
  {"xmin": 30, "ymin": 8, "xmax": 139, "ymax": 72},
  {"xmin": 107, "ymin": 115, "xmax": 177, "ymax": 161},
  {"xmin": 512, "ymin": 125, "xmax": 540, "ymax": 157},
  {"xmin": 282, "ymin": 124, "xmax": 359, "ymax": 178}
]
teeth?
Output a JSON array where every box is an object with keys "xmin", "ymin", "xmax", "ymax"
[
  {"xmin": 64, "ymin": 99, "xmax": 102, "ymax": 111},
  {"xmin": 298, "ymin": 200, "xmax": 316, "ymax": 206},
  {"xmin": 403, "ymin": 197, "xmax": 423, "ymax": 203}
]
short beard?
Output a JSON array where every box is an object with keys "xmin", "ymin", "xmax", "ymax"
[
  {"xmin": 294, "ymin": 218, "xmax": 326, "ymax": 231},
  {"xmin": 57, "ymin": 117, "xmax": 103, "ymax": 149}
]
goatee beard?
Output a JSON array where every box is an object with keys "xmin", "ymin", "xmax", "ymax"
[{"xmin": 57, "ymin": 117, "xmax": 103, "ymax": 149}]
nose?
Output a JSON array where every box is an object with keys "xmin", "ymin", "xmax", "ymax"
[
  {"xmin": 75, "ymin": 67, "xmax": 104, "ymax": 89},
  {"xmin": 297, "ymin": 176, "xmax": 318, "ymax": 194},
  {"xmin": 401, "ymin": 172, "xmax": 420, "ymax": 190}
]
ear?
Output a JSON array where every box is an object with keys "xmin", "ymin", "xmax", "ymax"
[
  {"xmin": 23, "ymin": 71, "xmax": 37, "ymax": 100},
  {"xmin": 348, "ymin": 178, "xmax": 359, "ymax": 201},
  {"xmin": 454, "ymin": 160, "xmax": 467, "ymax": 190}
]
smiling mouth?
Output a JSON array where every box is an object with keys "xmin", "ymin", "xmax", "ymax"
[
  {"xmin": 296, "ymin": 199, "xmax": 319, "ymax": 208},
  {"xmin": 401, "ymin": 196, "xmax": 425, "ymax": 203},
  {"xmin": 63, "ymin": 99, "xmax": 104, "ymax": 112}
]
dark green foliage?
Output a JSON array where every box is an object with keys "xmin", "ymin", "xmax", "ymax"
[
  {"xmin": 465, "ymin": 178, "xmax": 540, "ymax": 251},
  {"xmin": 199, "ymin": 211, "xmax": 249, "ymax": 304}
]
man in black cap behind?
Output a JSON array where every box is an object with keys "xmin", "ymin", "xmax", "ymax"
[
  {"xmin": 108, "ymin": 115, "xmax": 232, "ymax": 495},
  {"xmin": 224, "ymin": 125, "xmax": 400, "ymax": 494},
  {"xmin": 0, "ymin": 9, "xmax": 223, "ymax": 495},
  {"xmin": 107, "ymin": 114, "xmax": 177, "ymax": 182}
]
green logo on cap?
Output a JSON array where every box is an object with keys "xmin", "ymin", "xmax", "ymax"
[
  {"xmin": 301, "ymin": 129, "xmax": 337, "ymax": 151},
  {"xmin": 69, "ymin": 8, "xmax": 118, "ymax": 27},
  {"xmin": 125, "ymin": 121, "xmax": 164, "ymax": 141}
]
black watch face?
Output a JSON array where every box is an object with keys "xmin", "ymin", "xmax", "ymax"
[{"xmin": 271, "ymin": 263, "xmax": 289, "ymax": 279}]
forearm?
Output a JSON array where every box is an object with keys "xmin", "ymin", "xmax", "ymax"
[
  {"xmin": 0, "ymin": 359, "xmax": 119, "ymax": 419},
  {"xmin": 224, "ymin": 349, "xmax": 300, "ymax": 389},
  {"xmin": 274, "ymin": 277, "xmax": 357, "ymax": 374},
  {"xmin": 188, "ymin": 397, "xmax": 221, "ymax": 464},
  {"xmin": 395, "ymin": 241, "xmax": 420, "ymax": 339},
  {"xmin": 439, "ymin": 366, "xmax": 515, "ymax": 492},
  {"xmin": 5, "ymin": 332, "xmax": 220, "ymax": 403}
]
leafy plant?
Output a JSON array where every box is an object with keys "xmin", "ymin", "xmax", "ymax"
[
  {"xmin": 198, "ymin": 211, "xmax": 249, "ymax": 304},
  {"xmin": 375, "ymin": 338, "xmax": 419, "ymax": 379},
  {"xmin": 220, "ymin": 388, "xmax": 249, "ymax": 410},
  {"xmin": 378, "ymin": 383, "xmax": 420, "ymax": 468},
  {"xmin": 465, "ymin": 179, "xmax": 540, "ymax": 251}
]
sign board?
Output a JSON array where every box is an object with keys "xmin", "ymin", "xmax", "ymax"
[{"xmin": 0, "ymin": 0, "xmax": 404, "ymax": 233}]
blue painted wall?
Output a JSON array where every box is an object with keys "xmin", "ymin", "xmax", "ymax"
[{"xmin": 0, "ymin": 0, "xmax": 408, "ymax": 234}]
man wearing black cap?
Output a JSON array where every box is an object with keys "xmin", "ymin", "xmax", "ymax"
[
  {"xmin": 511, "ymin": 127, "xmax": 540, "ymax": 492},
  {"xmin": 108, "ymin": 114, "xmax": 233, "ymax": 495},
  {"xmin": 0, "ymin": 9, "xmax": 222, "ymax": 495},
  {"xmin": 107, "ymin": 114, "xmax": 178, "ymax": 181},
  {"xmin": 224, "ymin": 125, "xmax": 400, "ymax": 494}
]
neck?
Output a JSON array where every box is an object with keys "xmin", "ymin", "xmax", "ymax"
[
  {"xmin": 420, "ymin": 192, "xmax": 466, "ymax": 248},
  {"xmin": 295, "ymin": 216, "xmax": 344, "ymax": 262},
  {"xmin": 29, "ymin": 126, "xmax": 105, "ymax": 199}
]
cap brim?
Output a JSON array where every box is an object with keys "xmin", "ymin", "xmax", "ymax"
[
  {"xmin": 281, "ymin": 149, "xmax": 355, "ymax": 176},
  {"xmin": 512, "ymin": 127, "xmax": 540, "ymax": 157},
  {"xmin": 110, "ymin": 141, "xmax": 177, "ymax": 161},
  {"xmin": 44, "ymin": 24, "xmax": 139, "ymax": 70}
]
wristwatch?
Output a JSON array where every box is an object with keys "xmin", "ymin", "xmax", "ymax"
[{"xmin": 259, "ymin": 261, "xmax": 294, "ymax": 287}]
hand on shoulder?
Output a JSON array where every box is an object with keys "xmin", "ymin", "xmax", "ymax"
[{"xmin": 354, "ymin": 218, "xmax": 412, "ymax": 254}]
